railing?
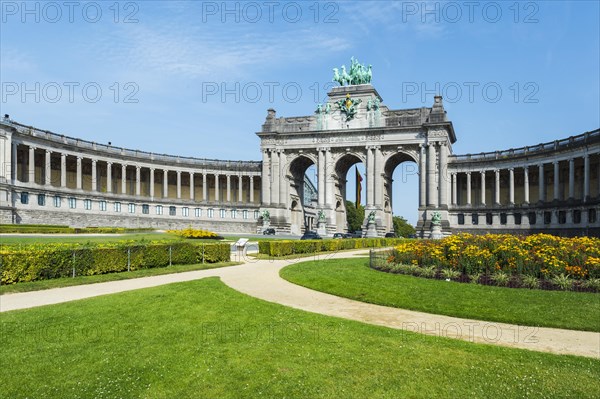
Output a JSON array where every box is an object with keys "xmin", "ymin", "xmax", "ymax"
[
  {"xmin": 1, "ymin": 119, "xmax": 261, "ymax": 171},
  {"xmin": 450, "ymin": 129, "xmax": 600, "ymax": 162}
]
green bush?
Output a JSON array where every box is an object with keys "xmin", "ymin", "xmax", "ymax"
[
  {"xmin": 0, "ymin": 242, "xmax": 230, "ymax": 284},
  {"xmin": 0, "ymin": 224, "xmax": 155, "ymax": 234},
  {"xmin": 258, "ymin": 238, "xmax": 405, "ymax": 257},
  {"xmin": 202, "ymin": 243, "xmax": 231, "ymax": 263}
]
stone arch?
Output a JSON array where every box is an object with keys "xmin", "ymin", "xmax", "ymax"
[
  {"xmin": 332, "ymin": 152, "xmax": 366, "ymax": 233},
  {"xmin": 381, "ymin": 150, "xmax": 420, "ymax": 232},
  {"xmin": 286, "ymin": 154, "xmax": 317, "ymax": 234}
]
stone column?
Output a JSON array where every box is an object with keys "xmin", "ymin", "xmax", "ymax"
[
  {"xmin": 523, "ymin": 166, "xmax": 529, "ymax": 204},
  {"xmin": 539, "ymin": 163, "xmax": 545, "ymax": 202},
  {"xmin": 374, "ymin": 146, "xmax": 383, "ymax": 209},
  {"xmin": 271, "ymin": 150, "xmax": 280, "ymax": 205},
  {"xmin": 238, "ymin": 175, "xmax": 243, "ymax": 203},
  {"xmin": 419, "ymin": 145, "xmax": 426, "ymax": 207},
  {"xmin": 203, "ymin": 173, "xmax": 207, "ymax": 201},
  {"xmin": 261, "ymin": 150, "xmax": 270, "ymax": 205},
  {"xmin": 45, "ymin": 150, "xmax": 51, "ymax": 186},
  {"xmin": 466, "ymin": 172, "xmax": 472, "ymax": 206},
  {"xmin": 438, "ymin": 143, "xmax": 448, "ymax": 207},
  {"xmin": 427, "ymin": 144, "xmax": 438, "ymax": 207},
  {"xmin": 451, "ymin": 173, "xmax": 457, "ymax": 205},
  {"xmin": 583, "ymin": 154, "xmax": 590, "ymax": 200},
  {"xmin": 568, "ymin": 158, "xmax": 575, "ymax": 200},
  {"xmin": 61, "ymin": 153, "xmax": 67, "ymax": 188},
  {"xmin": 121, "ymin": 164, "xmax": 127, "ymax": 194},
  {"xmin": 325, "ymin": 147, "xmax": 335, "ymax": 208},
  {"xmin": 91, "ymin": 159, "xmax": 97, "ymax": 191},
  {"xmin": 509, "ymin": 168, "xmax": 514, "ymax": 205},
  {"xmin": 77, "ymin": 157, "xmax": 83, "ymax": 190},
  {"xmin": 136, "ymin": 166, "xmax": 141, "ymax": 196},
  {"xmin": 190, "ymin": 172, "xmax": 195, "ymax": 200},
  {"xmin": 11, "ymin": 142, "xmax": 17, "ymax": 182},
  {"xmin": 318, "ymin": 148, "xmax": 325, "ymax": 207},
  {"xmin": 215, "ymin": 173, "xmax": 220, "ymax": 202},
  {"xmin": 480, "ymin": 171, "xmax": 486, "ymax": 206},
  {"xmin": 226, "ymin": 174, "xmax": 231, "ymax": 202},
  {"xmin": 106, "ymin": 162, "xmax": 112, "ymax": 192},
  {"xmin": 28, "ymin": 146, "xmax": 35, "ymax": 183},
  {"xmin": 366, "ymin": 146, "xmax": 375, "ymax": 208},
  {"xmin": 250, "ymin": 175, "xmax": 254, "ymax": 203},
  {"xmin": 149, "ymin": 168, "xmax": 155, "ymax": 198},
  {"xmin": 162, "ymin": 169, "xmax": 168, "ymax": 198},
  {"xmin": 494, "ymin": 169, "xmax": 500, "ymax": 205},
  {"xmin": 279, "ymin": 150, "xmax": 287, "ymax": 206},
  {"xmin": 176, "ymin": 170, "xmax": 181, "ymax": 199},
  {"xmin": 553, "ymin": 161, "xmax": 560, "ymax": 201}
]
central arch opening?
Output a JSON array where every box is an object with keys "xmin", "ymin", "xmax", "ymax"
[
  {"xmin": 385, "ymin": 152, "xmax": 419, "ymax": 234},
  {"xmin": 334, "ymin": 153, "xmax": 366, "ymax": 234}
]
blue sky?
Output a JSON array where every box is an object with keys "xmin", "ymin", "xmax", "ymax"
[{"xmin": 1, "ymin": 1, "xmax": 599, "ymax": 224}]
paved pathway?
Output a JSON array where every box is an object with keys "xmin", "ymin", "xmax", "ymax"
[{"xmin": 1, "ymin": 250, "xmax": 598, "ymax": 359}]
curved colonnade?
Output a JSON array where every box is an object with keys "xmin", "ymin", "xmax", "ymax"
[
  {"xmin": 0, "ymin": 119, "xmax": 262, "ymax": 232},
  {"xmin": 446, "ymin": 130, "xmax": 600, "ymax": 236}
]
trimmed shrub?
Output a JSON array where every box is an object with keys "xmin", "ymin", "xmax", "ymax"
[
  {"xmin": 258, "ymin": 238, "xmax": 405, "ymax": 257},
  {"xmin": 202, "ymin": 243, "xmax": 231, "ymax": 263},
  {"xmin": 0, "ymin": 242, "xmax": 230, "ymax": 284}
]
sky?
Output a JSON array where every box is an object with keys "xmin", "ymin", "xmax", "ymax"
[{"xmin": 1, "ymin": 0, "xmax": 599, "ymax": 225}]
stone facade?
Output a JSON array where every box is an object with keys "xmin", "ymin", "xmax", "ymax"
[
  {"xmin": 258, "ymin": 85, "xmax": 455, "ymax": 236},
  {"xmin": 0, "ymin": 119, "xmax": 262, "ymax": 232},
  {"xmin": 1, "ymin": 82, "xmax": 598, "ymax": 236}
]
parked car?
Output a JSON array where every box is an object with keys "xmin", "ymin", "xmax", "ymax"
[
  {"xmin": 385, "ymin": 232, "xmax": 397, "ymax": 238},
  {"xmin": 348, "ymin": 231, "xmax": 362, "ymax": 238},
  {"xmin": 263, "ymin": 228, "xmax": 276, "ymax": 235},
  {"xmin": 300, "ymin": 231, "xmax": 322, "ymax": 240},
  {"xmin": 333, "ymin": 232, "xmax": 350, "ymax": 239}
]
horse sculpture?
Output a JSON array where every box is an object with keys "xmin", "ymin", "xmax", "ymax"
[
  {"xmin": 340, "ymin": 65, "xmax": 351, "ymax": 86},
  {"xmin": 333, "ymin": 58, "xmax": 372, "ymax": 86}
]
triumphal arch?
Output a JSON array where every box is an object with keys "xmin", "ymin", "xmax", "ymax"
[{"xmin": 257, "ymin": 60, "xmax": 456, "ymax": 237}]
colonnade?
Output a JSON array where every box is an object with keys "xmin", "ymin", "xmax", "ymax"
[
  {"xmin": 450, "ymin": 154, "xmax": 597, "ymax": 207},
  {"xmin": 13, "ymin": 143, "xmax": 260, "ymax": 204}
]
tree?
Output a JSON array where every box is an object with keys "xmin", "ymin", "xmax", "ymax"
[
  {"xmin": 393, "ymin": 216, "xmax": 415, "ymax": 237},
  {"xmin": 345, "ymin": 200, "xmax": 365, "ymax": 232}
]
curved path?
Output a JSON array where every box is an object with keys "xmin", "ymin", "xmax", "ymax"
[{"xmin": 1, "ymin": 250, "xmax": 599, "ymax": 359}]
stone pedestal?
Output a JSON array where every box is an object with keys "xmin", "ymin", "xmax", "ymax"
[
  {"xmin": 366, "ymin": 222, "xmax": 378, "ymax": 238},
  {"xmin": 316, "ymin": 221, "xmax": 327, "ymax": 237},
  {"xmin": 257, "ymin": 220, "xmax": 270, "ymax": 234},
  {"xmin": 430, "ymin": 224, "xmax": 443, "ymax": 239}
]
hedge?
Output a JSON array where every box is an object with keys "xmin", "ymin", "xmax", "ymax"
[
  {"xmin": 258, "ymin": 238, "xmax": 405, "ymax": 257},
  {"xmin": 0, "ymin": 242, "xmax": 231, "ymax": 284},
  {"xmin": 0, "ymin": 225, "xmax": 155, "ymax": 234}
]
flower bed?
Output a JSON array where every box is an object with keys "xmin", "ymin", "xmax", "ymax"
[
  {"xmin": 379, "ymin": 234, "xmax": 600, "ymax": 292},
  {"xmin": 167, "ymin": 228, "xmax": 223, "ymax": 240}
]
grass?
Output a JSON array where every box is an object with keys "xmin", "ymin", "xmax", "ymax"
[
  {"xmin": 280, "ymin": 258, "xmax": 600, "ymax": 332},
  {"xmin": 1, "ymin": 278, "xmax": 598, "ymax": 398},
  {"xmin": 0, "ymin": 261, "xmax": 239, "ymax": 295}
]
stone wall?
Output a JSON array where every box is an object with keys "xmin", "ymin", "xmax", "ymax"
[{"xmin": 9, "ymin": 208, "xmax": 258, "ymax": 232}]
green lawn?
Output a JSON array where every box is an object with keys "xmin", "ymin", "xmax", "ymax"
[
  {"xmin": 280, "ymin": 258, "xmax": 600, "ymax": 332},
  {"xmin": 0, "ymin": 261, "xmax": 239, "ymax": 295},
  {"xmin": 1, "ymin": 278, "xmax": 598, "ymax": 398}
]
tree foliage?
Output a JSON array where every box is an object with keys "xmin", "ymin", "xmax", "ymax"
[
  {"xmin": 393, "ymin": 216, "xmax": 415, "ymax": 237},
  {"xmin": 345, "ymin": 201, "xmax": 365, "ymax": 232}
]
